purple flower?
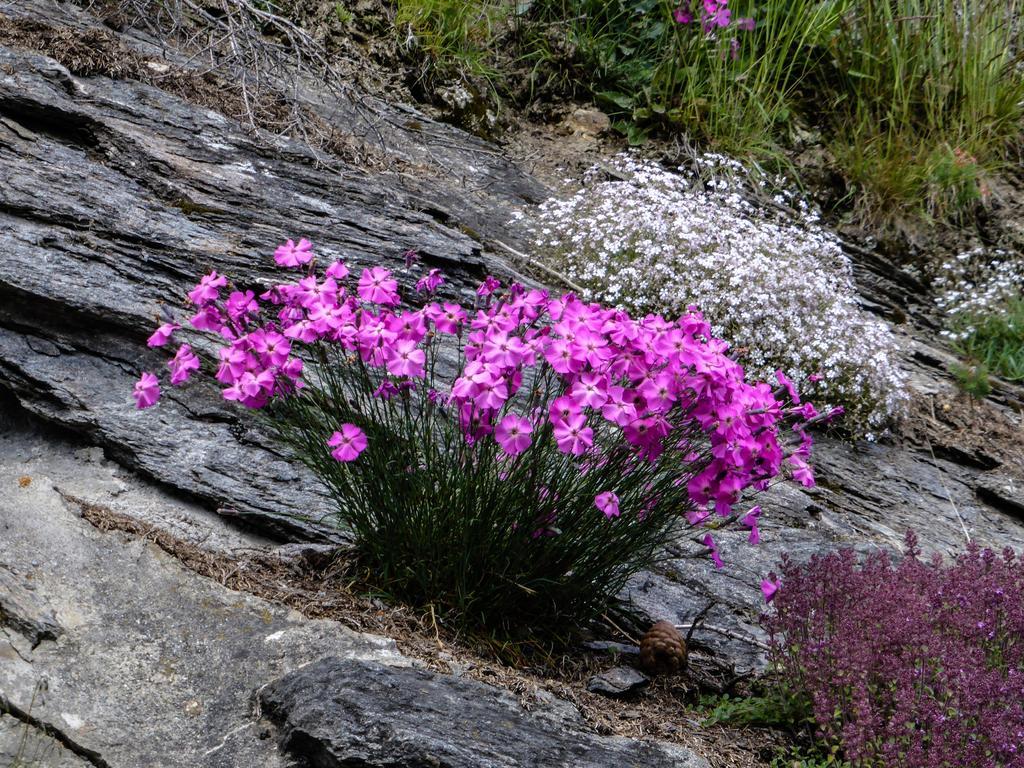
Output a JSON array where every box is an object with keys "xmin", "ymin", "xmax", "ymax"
[
  {"xmin": 476, "ymin": 275, "xmax": 501, "ymax": 297},
  {"xmin": 674, "ymin": 6, "xmax": 694, "ymax": 23},
  {"xmin": 132, "ymin": 372, "xmax": 160, "ymax": 409},
  {"xmin": 147, "ymin": 322, "xmax": 179, "ymax": 348},
  {"xmin": 327, "ymin": 424, "xmax": 368, "ymax": 462},
  {"xmin": 760, "ymin": 577, "xmax": 778, "ymax": 602},
  {"xmin": 274, "ymin": 238, "xmax": 314, "ymax": 268},
  {"xmin": 358, "ymin": 267, "xmax": 400, "ymax": 306},
  {"xmin": 703, "ymin": 534, "xmax": 724, "ymax": 568},
  {"xmin": 741, "ymin": 504, "xmax": 762, "ymax": 544},
  {"xmin": 594, "ymin": 491, "xmax": 620, "ymax": 519},
  {"xmin": 736, "ymin": 16, "xmax": 755, "ymax": 31},
  {"xmin": 415, "ymin": 268, "xmax": 445, "ymax": 294},
  {"xmin": 168, "ymin": 343, "xmax": 200, "ymax": 386},
  {"xmin": 495, "ymin": 413, "xmax": 533, "ymax": 456},
  {"xmin": 325, "ymin": 260, "xmax": 350, "ymax": 280},
  {"xmin": 187, "ymin": 271, "xmax": 227, "ymax": 306}
]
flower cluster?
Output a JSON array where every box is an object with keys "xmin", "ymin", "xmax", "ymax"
[
  {"xmin": 518, "ymin": 153, "xmax": 908, "ymax": 438},
  {"xmin": 132, "ymin": 238, "xmax": 822, "ymax": 627},
  {"xmin": 933, "ymin": 246, "xmax": 1024, "ymax": 342},
  {"xmin": 765, "ymin": 533, "xmax": 1024, "ymax": 768},
  {"xmin": 673, "ymin": 0, "xmax": 755, "ymax": 60}
]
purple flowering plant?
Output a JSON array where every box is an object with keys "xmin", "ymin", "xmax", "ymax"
[
  {"xmin": 134, "ymin": 238, "xmax": 822, "ymax": 631},
  {"xmin": 671, "ymin": 0, "xmax": 755, "ymax": 61},
  {"xmin": 765, "ymin": 533, "xmax": 1024, "ymax": 768}
]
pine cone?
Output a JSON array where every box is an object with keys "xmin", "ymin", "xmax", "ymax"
[{"xmin": 639, "ymin": 620, "xmax": 687, "ymax": 676}]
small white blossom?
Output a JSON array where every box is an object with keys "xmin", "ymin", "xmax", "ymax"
[{"xmin": 522, "ymin": 153, "xmax": 909, "ymax": 436}]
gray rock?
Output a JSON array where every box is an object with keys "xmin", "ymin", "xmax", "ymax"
[
  {"xmin": 258, "ymin": 657, "xmax": 709, "ymax": 768},
  {"xmin": 0, "ymin": 0, "xmax": 544, "ymax": 544},
  {"xmin": 586, "ymin": 666, "xmax": 649, "ymax": 697},
  {"xmin": 0, "ymin": 713, "xmax": 91, "ymax": 768},
  {"xmin": 0, "ymin": 420, "xmax": 407, "ymax": 768}
]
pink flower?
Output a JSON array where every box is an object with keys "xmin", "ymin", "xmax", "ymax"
[
  {"xmin": 741, "ymin": 504, "xmax": 762, "ymax": 545},
  {"xmin": 225, "ymin": 291, "xmax": 258, "ymax": 325},
  {"xmin": 132, "ymin": 372, "xmax": 160, "ymax": 409},
  {"xmin": 168, "ymin": 344, "xmax": 200, "ymax": 386},
  {"xmin": 570, "ymin": 372, "xmax": 609, "ymax": 409},
  {"xmin": 222, "ymin": 370, "xmax": 274, "ymax": 408},
  {"xmin": 553, "ymin": 414, "xmax": 593, "ymax": 456},
  {"xmin": 415, "ymin": 268, "xmax": 445, "ymax": 294},
  {"xmin": 674, "ymin": 6, "xmax": 694, "ymax": 23},
  {"xmin": 736, "ymin": 16, "xmax": 755, "ymax": 31},
  {"xmin": 595, "ymin": 491, "xmax": 620, "ymax": 519},
  {"xmin": 427, "ymin": 302, "xmax": 467, "ymax": 334},
  {"xmin": 549, "ymin": 395, "xmax": 583, "ymax": 424},
  {"xmin": 703, "ymin": 534, "xmax": 724, "ymax": 569},
  {"xmin": 325, "ymin": 260, "xmax": 350, "ymax": 280},
  {"xmin": 358, "ymin": 267, "xmax": 400, "ymax": 306},
  {"xmin": 274, "ymin": 238, "xmax": 314, "ymax": 268},
  {"xmin": 495, "ymin": 413, "xmax": 533, "ymax": 456},
  {"xmin": 327, "ymin": 423, "xmax": 368, "ymax": 462},
  {"xmin": 373, "ymin": 380, "xmax": 399, "ymax": 400},
  {"xmin": 147, "ymin": 322, "xmax": 179, "ymax": 348},
  {"xmin": 187, "ymin": 271, "xmax": 227, "ymax": 306},
  {"xmin": 775, "ymin": 369, "xmax": 801, "ymax": 404},
  {"xmin": 385, "ymin": 339, "xmax": 426, "ymax": 378},
  {"xmin": 190, "ymin": 305, "xmax": 224, "ymax": 333},
  {"xmin": 476, "ymin": 275, "xmax": 500, "ymax": 297},
  {"xmin": 760, "ymin": 577, "xmax": 778, "ymax": 603},
  {"xmin": 250, "ymin": 329, "xmax": 291, "ymax": 368}
]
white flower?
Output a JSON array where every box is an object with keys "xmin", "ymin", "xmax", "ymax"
[{"xmin": 520, "ymin": 152, "xmax": 909, "ymax": 436}]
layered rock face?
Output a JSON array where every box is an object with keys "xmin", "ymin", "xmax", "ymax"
[{"xmin": 1, "ymin": 1, "xmax": 1023, "ymax": 766}]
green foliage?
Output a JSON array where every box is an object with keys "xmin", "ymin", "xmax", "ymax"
[
  {"xmin": 768, "ymin": 745, "xmax": 851, "ymax": 768},
  {"xmin": 383, "ymin": 0, "xmax": 1023, "ymax": 224},
  {"xmin": 701, "ymin": 687, "xmax": 813, "ymax": 730},
  {"xmin": 953, "ymin": 299, "xmax": 1024, "ymax": 383},
  {"xmin": 700, "ymin": 688, "xmax": 850, "ymax": 768},
  {"xmin": 269, "ymin": 342, "xmax": 692, "ymax": 636},
  {"xmin": 528, "ymin": 0, "xmax": 844, "ymax": 155},
  {"xmin": 394, "ymin": 0, "xmax": 512, "ymax": 83},
  {"xmin": 822, "ymin": 0, "xmax": 1022, "ymax": 224},
  {"xmin": 951, "ymin": 361, "xmax": 993, "ymax": 401}
]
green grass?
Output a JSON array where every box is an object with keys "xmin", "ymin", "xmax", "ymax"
[
  {"xmin": 393, "ymin": 0, "xmax": 513, "ymax": 86},
  {"xmin": 953, "ymin": 299, "xmax": 1024, "ymax": 383},
  {"xmin": 821, "ymin": 0, "xmax": 1024, "ymax": 226},
  {"xmin": 384, "ymin": 0, "xmax": 1024, "ymax": 225},
  {"xmin": 699, "ymin": 690, "xmax": 851, "ymax": 768}
]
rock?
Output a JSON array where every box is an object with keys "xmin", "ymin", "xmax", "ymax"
[
  {"xmin": 566, "ymin": 107, "xmax": 611, "ymax": 137},
  {"xmin": 581, "ymin": 640, "xmax": 640, "ymax": 657},
  {"xmin": 0, "ymin": 712, "xmax": 91, "ymax": 768},
  {"xmin": 0, "ymin": 419, "xmax": 407, "ymax": 768},
  {"xmin": 975, "ymin": 474, "xmax": 1024, "ymax": 522},
  {"xmin": 259, "ymin": 658, "xmax": 707, "ymax": 767},
  {"xmin": 586, "ymin": 666, "xmax": 650, "ymax": 698},
  {"xmin": 0, "ymin": 0, "xmax": 544, "ymax": 543},
  {"xmin": 0, "ymin": 567, "xmax": 62, "ymax": 648}
]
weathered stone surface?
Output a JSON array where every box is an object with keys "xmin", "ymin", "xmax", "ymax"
[
  {"xmin": 0, "ymin": 0, "xmax": 542, "ymax": 542},
  {"xmin": 259, "ymin": 657, "xmax": 710, "ymax": 768},
  {"xmin": 0, "ymin": 713, "xmax": 90, "ymax": 768},
  {"xmin": 586, "ymin": 666, "xmax": 649, "ymax": 698},
  {"xmin": 0, "ymin": 417, "xmax": 407, "ymax": 768}
]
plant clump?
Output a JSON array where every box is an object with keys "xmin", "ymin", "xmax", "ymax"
[
  {"xmin": 132, "ymin": 239, "xmax": 826, "ymax": 635},
  {"xmin": 765, "ymin": 533, "xmax": 1024, "ymax": 768},
  {"xmin": 520, "ymin": 153, "xmax": 908, "ymax": 438},
  {"xmin": 934, "ymin": 247, "xmax": 1024, "ymax": 383}
]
